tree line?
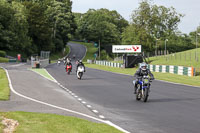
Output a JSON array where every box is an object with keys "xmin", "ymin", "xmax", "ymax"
[
  {"xmin": 0, "ymin": 0, "xmax": 199, "ymax": 57},
  {"xmin": 0, "ymin": 0, "xmax": 75, "ymax": 57}
]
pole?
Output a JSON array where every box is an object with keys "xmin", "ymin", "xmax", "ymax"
[
  {"xmin": 196, "ymin": 30, "xmax": 198, "ymax": 61},
  {"xmin": 156, "ymin": 40, "xmax": 157, "ymax": 56},
  {"xmin": 165, "ymin": 39, "xmax": 168, "ymax": 56},
  {"xmin": 99, "ymin": 40, "xmax": 101, "ymax": 60}
]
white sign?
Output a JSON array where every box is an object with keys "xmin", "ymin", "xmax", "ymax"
[{"xmin": 112, "ymin": 45, "xmax": 142, "ymax": 53}]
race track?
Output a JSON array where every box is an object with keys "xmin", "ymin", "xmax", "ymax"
[{"xmin": 46, "ymin": 42, "xmax": 200, "ymax": 133}]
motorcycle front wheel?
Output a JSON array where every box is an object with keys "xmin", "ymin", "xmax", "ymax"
[
  {"xmin": 142, "ymin": 88, "xmax": 149, "ymax": 102},
  {"xmin": 136, "ymin": 85, "xmax": 141, "ymax": 101}
]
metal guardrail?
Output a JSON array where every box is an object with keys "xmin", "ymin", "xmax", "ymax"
[
  {"xmin": 87, "ymin": 59, "xmax": 124, "ymax": 68},
  {"xmin": 31, "ymin": 59, "xmax": 49, "ymax": 68}
]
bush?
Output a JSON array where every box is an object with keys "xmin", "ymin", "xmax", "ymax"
[
  {"xmin": 100, "ymin": 50, "xmax": 108, "ymax": 60},
  {"xmin": 0, "ymin": 50, "xmax": 6, "ymax": 57}
]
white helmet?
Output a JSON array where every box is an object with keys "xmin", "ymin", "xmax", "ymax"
[{"xmin": 141, "ymin": 62, "xmax": 147, "ymax": 71}]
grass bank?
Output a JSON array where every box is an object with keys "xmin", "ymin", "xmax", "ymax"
[
  {"xmin": 85, "ymin": 63, "xmax": 200, "ymax": 87},
  {"xmin": 148, "ymin": 48, "xmax": 200, "ymax": 68},
  {"xmin": 0, "ymin": 111, "xmax": 122, "ymax": 133},
  {"xmin": 0, "ymin": 57, "xmax": 9, "ymax": 63},
  {"xmin": 70, "ymin": 41, "xmax": 98, "ymax": 62},
  {"xmin": 0, "ymin": 68, "xmax": 10, "ymax": 100}
]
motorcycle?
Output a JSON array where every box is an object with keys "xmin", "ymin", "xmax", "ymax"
[
  {"xmin": 66, "ymin": 64, "xmax": 72, "ymax": 75},
  {"xmin": 135, "ymin": 75, "xmax": 152, "ymax": 102},
  {"xmin": 57, "ymin": 60, "xmax": 61, "ymax": 65},
  {"xmin": 77, "ymin": 65, "xmax": 84, "ymax": 79}
]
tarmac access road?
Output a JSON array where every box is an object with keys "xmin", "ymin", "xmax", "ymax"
[
  {"xmin": 46, "ymin": 42, "xmax": 200, "ymax": 133},
  {"xmin": 0, "ymin": 63, "xmax": 98, "ymax": 123}
]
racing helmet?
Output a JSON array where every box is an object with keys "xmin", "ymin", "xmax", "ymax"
[{"xmin": 141, "ymin": 62, "xmax": 147, "ymax": 71}]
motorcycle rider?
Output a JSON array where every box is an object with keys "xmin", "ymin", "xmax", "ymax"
[
  {"xmin": 65, "ymin": 58, "xmax": 72, "ymax": 71},
  {"xmin": 76, "ymin": 60, "xmax": 85, "ymax": 72},
  {"xmin": 133, "ymin": 62, "xmax": 154, "ymax": 94},
  {"xmin": 57, "ymin": 58, "xmax": 62, "ymax": 65}
]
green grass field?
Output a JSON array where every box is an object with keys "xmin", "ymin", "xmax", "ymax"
[
  {"xmin": 0, "ymin": 112, "xmax": 122, "ymax": 133},
  {"xmin": 0, "ymin": 68, "xmax": 10, "ymax": 100},
  {"xmin": 70, "ymin": 41, "xmax": 98, "ymax": 62},
  {"xmin": 0, "ymin": 57, "xmax": 9, "ymax": 63},
  {"xmin": 148, "ymin": 48, "xmax": 200, "ymax": 68}
]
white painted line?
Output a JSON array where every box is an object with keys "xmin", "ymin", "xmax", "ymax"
[
  {"xmin": 87, "ymin": 105, "xmax": 92, "ymax": 108},
  {"xmin": 93, "ymin": 110, "xmax": 98, "ymax": 113},
  {"xmin": 78, "ymin": 98, "xmax": 82, "ymax": 101},
  {"xmin": 3, "ymin": 67, "xmax": 130, "ymax": 133},
  {"xmin": 155, "ymin": 79, "xmax": 200, "ymax": 88},
  {"xmin": 29, "ymin": 69, "xmax": 57, "ymax": 83},
  {"xmin": 44, "ymin": 69, "xmax": 58, "ymax": 83},
  {"xmin": 10, "ymin": 63, "xmax": 26, "ymax": 67},
  {"xmin": 74, "ymin": 96, "xmax": 78, "ymax": 98},
  {"xmin": 71, "ymin": 93, "xmax": 75, "ymax": 96},
  {"xmin": 99, "ymin": 115, "xmax": 105, "ymax": 119},
  {"xmin": 82, "ymin": 101, "xmax": 86, "ymax": 104}
]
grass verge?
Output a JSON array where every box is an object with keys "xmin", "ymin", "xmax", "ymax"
[
  {"xmin": 0, "ymin": 57, "xmax": 9, "ymax": 63},
  {"xmin": 30, "ymin": 68, "xmax": 56, "ymax": 82},
  {"xmin": 85, "ymin": 63, "xmax": 200, "ymax": 87},
  {"xmin": 0, "ymin": 68, "xmax": 10, "ymax": 100},
  {"xmin": 0, "ymin": 111, "xmax": 122, "ymax": 133},
  {"xmin": 148, "ymin": 48, "xmax": 200, "ymax": 68},
  {"xmin": 70, "ymin": 41, "xmax": 98, "ymax": 62}
]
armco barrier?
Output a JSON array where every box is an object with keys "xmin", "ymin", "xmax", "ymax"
[
  {"xmin": 87, "ymin": 59, "xmax": 124, "ymax": 68},
  {"xmin": 9, "ymin": 59, "xmax": 17, "ymax": 62},
  {"xmin": 31, "ymin": 59, "xmax": 49, "ymax": 68},
  {"xmin": 140, "ymin": 63, "xmax": 195, "ymax": 77}
]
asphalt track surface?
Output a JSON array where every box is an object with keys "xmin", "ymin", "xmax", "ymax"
[
  {"xmin": 0, "ymin": 63, "xmax": 98, "ymax": 122},
  {"xmin": 47, "ymin": 42, "xmax": 200, "ymax": 133}
]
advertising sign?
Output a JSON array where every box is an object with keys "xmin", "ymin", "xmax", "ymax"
[{"xmin": 112, "ymin": 45, "xmax": 141, "ymax": 53}]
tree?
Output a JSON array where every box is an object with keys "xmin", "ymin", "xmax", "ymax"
[
  {"xmin": 23, "ymin": 1, "xmax": 53, "ymax": 53},
  {"xmin": 122, "ymin": 0, "xmax": 183, "ymax": 52},
  {"xmin": 0, "ymin": 0, "xmax": 31, "ymax": 55},
  {"xmin": 45, "ymin": 0, "xmax": 76, "ymax": 52},
  {"xmin": 189, "ymin": 25, "xmax": 200, "ymax": 47},
  {"xmin": 77, "ymin": 8, "xmax": 128, "ymax": 46}
]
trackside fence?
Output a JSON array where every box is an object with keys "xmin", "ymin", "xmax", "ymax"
[
  {"xmin": 87, "ymin": 60, "xmax": 196, "ymax": 76},
  {"xmin": 87, "ymin": 60, "xmax": 124, "ymax": 68},
  {"xmin": 139, "ymin": 63, "xmax": 196, "ymax": 77}
]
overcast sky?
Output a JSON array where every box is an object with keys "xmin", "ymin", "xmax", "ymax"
[{"xmin": 71, "ymin": 0, "xmax": 200, "ymax": 34}]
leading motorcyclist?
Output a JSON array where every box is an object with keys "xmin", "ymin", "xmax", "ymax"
[
  {"xmin": 133, "ymin": 62, "xmax": 154, "ymax": 94},
  {"xmin": 76, "ymin": 60, "xmax": 85, "ymax": 72}
]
